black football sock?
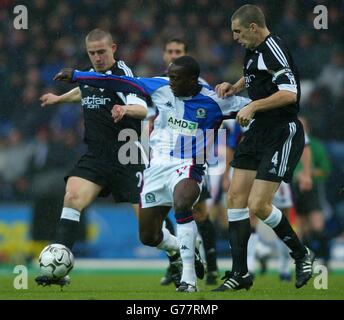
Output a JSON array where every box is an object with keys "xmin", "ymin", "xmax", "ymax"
[
  {"xmin": 197, "ymin": 218, "xmax": 218, "ymax": 272},
  {"xmin": 273, "ymin": 215, "xmax": 307, "ymax": 258},
  {"xmin": 55, "ymin": 207, "xmax": 81, "ymax": 250},
  {"xmin": 263, "ymin": 205, "xmax": 306, "ymax": 259},
  {"xmin": 228, "ymin": 208, "xmax": 251, "ymax": 275}
]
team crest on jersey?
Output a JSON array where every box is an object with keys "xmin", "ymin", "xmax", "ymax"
[
  {"xmin": 196, "ymin": 108, "xmax": 206, "ymax": 118},
  {"xmin": 145, "ymin": 192, "xmax": 156, "ymax": 203},
  {"xmin": 167, "ymin": 116, "xmax": 198, "ymax": 135}
]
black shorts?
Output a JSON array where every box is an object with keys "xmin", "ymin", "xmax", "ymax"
[
  {"xmin": 65, "ymin": 153, "xmax": 144, "ymax": 203},
  {"xmin": 292, "ymin": 183, "xmax": 321, "ymax": 215},
  {"xmin": 231, "ymin": 119, "xmax": 305, "ymax": 183}
]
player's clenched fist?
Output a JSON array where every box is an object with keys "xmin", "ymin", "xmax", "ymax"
[
  {"xmin": 215, "ymin": 82, "xmax": 236, "ymax": 98},
  {"xmin": 39, "ymin": 93, "xmax": 60, "ymax": 107},
  {"xmin": 54, "ymin": 68, "xmax": 74, "ymax": 82},
  {"xmin": 111, "ymin": 104, "xmax": 126, "ymax": 123},
  {"xmin": 236, "ymin": 104, "xmax": 255, "ymax": 127}
]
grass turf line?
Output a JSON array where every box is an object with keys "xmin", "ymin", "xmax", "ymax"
[{"xmin": 1, "ymin": 272, "xmax": 343, "ymax": 300}]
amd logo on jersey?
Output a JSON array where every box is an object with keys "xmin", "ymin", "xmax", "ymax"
[
  {"xmin": 167, "ymin": 116, "xmax": 198, "ymax": 135},
  {"xmin": 81, "ymin": 95, "xmax": 111, "ymax": 109}
]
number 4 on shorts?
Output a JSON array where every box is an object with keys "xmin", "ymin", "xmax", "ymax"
[{"xmin": 271, "ymin": 151, "xmax": 279, "ymax": 166}]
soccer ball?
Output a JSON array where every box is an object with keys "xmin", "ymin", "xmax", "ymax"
[{"xmin": 39, "ymin": 244, "xmax": 74, "ymax": 278}]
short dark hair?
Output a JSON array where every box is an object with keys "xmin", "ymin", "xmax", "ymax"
[
  {"xmin": 165, "ymin": 38, "xmax": 188, "ymax": 53},
  {"xmin": 85, "ymin": 28, "xmax": 113, "ymax": 44},
  {"xmin": 173, "ymin": 55, "xmax": 200, "ymax": 78},
  {"xmin": 231, "ymin": 4, "xmax": 266, "ymax": 28}
]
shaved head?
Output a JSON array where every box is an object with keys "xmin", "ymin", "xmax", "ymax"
[{"xmin": 231, "ymin": 4, "xmax": 266, "ymax": 28}]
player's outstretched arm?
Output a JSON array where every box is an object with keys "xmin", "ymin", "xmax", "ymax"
[
  {"xmin": 40, "ymin": 87, "xmax": 81, "ymax": 107},
  {"xmin": 55, "ymin": 69, "xmax": 152, "ymax": 97}
]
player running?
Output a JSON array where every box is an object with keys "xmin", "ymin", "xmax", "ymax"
[{"xmin": 54, "ymin": 55, "xmax": 250, "ymax": 292}]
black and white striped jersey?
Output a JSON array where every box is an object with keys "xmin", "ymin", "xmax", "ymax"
[
  {"xmin": 79, "ymin": 60, "xmax": 147, "ymax": 162},
  {"xmin": 243, "ymin": 34, "xmax": 300, "ymax": 126}
]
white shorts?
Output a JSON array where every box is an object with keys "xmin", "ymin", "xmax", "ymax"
[
  {"xmin": 273, "ymin": 181, "xmax": 293, "ymax": 209},
  {"xmin": 140, "ymin": 161, "xmax": 204, "ymax": 208}
]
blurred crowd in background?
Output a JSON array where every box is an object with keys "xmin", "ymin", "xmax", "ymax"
[{"xmin": 0, "ymin": 0, "xmax": 343, "ymax": 253}]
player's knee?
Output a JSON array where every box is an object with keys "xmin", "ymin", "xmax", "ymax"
[
  {"xmin": 227, "ymin": 190, "xmax": 246, "ymax": 208},
  {"xmin": 139, "ymin": 231, "xmax": 160, "ymax": 247},
  {"xmin": 248, "ymin": 199, "xmax": 270, "ymax": 219},
  {"xmin": 64, "ymin": 191, "xmax": 84, "ymax": 211},
  {"xmin": 174, "ymin": 201, "xmax": 193, "ymax": 214}
]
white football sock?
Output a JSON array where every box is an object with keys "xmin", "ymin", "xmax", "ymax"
[
  {"xmin": 61, "ymin": 207, "xmax": 81, "ymax": 222},
  {"xmin": 156, "ymin": 227, "xmax": 179, "ymax": 256},
  {"xmin": 177, "ymin": 221, "xmax": 198, "ymax": 285},
  {"xmin": 263, "ymin": 205, "xmax": 282, "ymax": 228}
]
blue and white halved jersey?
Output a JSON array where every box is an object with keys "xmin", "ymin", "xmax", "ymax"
[{"xmin": 72, "ymin": 71, "xmax": 251, "ymax": 164}]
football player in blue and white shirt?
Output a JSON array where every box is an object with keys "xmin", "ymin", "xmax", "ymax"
[
  {"xmin": 160, "ymin": 39, "xmax": 219, "ymax": 286},
  {"xmin": 54, "ymin": 56, "xmax": 250, "ymax": 292}
]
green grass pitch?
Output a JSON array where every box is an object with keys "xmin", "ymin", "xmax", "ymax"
[{"xmin": 1, "ymin": 268, "xmax": 343, "ymax": 300}]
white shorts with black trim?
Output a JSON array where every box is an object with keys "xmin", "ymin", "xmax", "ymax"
[{"xmin": 140, "ymin": 160, "xmax": 204, "ymax": 208}]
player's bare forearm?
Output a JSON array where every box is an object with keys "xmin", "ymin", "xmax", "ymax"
[
  {"xmin": 59, "ymin": 87, "xmax": 82, "ymax": 103},
  {"xmin": 216, "ymin": 77, "xmax": 245, "ymax": 98},
  {"xmin": 233, "ymin": 77, "xmax": 245, "ymax": 93},
  {"xmin": 112, "ymin": 104, "xmax": 147, "ymax": 123},
  {"xmin": 125, "ymin": 104, "xmax": 148, "ymax": 119},
  {"xmin": 236, "ymin": 90, "xmax": 296, "ymax": 126},
  {"xmin": 40, "ymin": 87, "xmax": 81, "ymax": 107},
  {"xmin": 249, "ymin": 90, "xmax": 297, "ymax": 113}
]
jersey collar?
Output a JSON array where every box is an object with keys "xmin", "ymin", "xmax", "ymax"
[{"xmin": 254, "ymin": 33, "xmax": 272, "ymax": 51}]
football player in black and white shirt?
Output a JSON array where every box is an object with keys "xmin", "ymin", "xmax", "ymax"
[
  {"xmin": 36, "ymin": 29, "xmax": 150, "ymax": 286},
  {"xmin": 214, "ymin": 5, "xmax": 315, "ymax": 291},
  {"xmin": 224, "ymin": 120, "xmax": 312, "ymax": 281}
]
